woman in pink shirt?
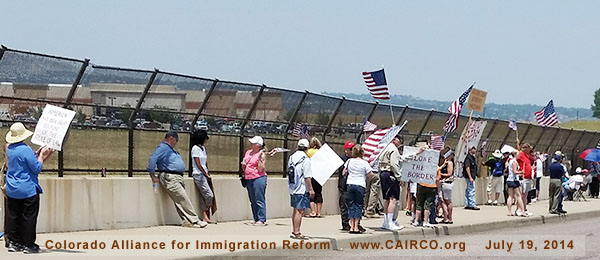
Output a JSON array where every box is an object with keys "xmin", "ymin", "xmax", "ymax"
[{"xmin": 241, "ymin": 136, "xmax": 268, "ymax": 226}]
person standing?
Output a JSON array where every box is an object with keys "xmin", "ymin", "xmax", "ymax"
[
  {"xmin": 305, "ymin": 137, "xmax": 323, "ymax": 218},
  {"xmin": 343, "ymin": 144, "xmax": 373, "ymax": 234},
  {"xmin": 336, "ymin": 141, "xmax": 365, "ymax": 232},
  {"xmin": 439, "ymin": 150, "xmax": 455, "ymax": 224},
  {"xmin": 517, "ymin": 143, "xmax": 534, "ymax": 216},
  {"xmin": 241, "ymin": 136, "xmax": 268, "ymax": 226},
  {"xmin": 506, "ymin": 151, "xmax": 526, "ymax": 216},
  {"xmin": 288, "ymin": 139, "xmax": 314, "ymax": 239},
  {"xmin": 548, "ymin": 154, "xmax": 567, "ymax": 214},
  {"xmin": 533, "ymin": 152, "xmax": 544, "ymax": 202},
  {"xmin": 413, "ymin": 158, "xmax": 441, "ymax": 228},
  {"xmin": 379, "ymin": 135, "xmax": 425, "ymax": 230},
  {"xmin": 463, "ymin": 146, "xmax": 480, "ymax": 210},
  {"xmin": 148, "ymin": 131, "xmax": 207, "ymax": 228},
  {"xmin": 4, "ymin": 123, "xmax": 53, "ymax": 253},
  {"xmin": 483, "ymin": 150, "xmax": 504, "ymax": 206},
  {"xmin": 190, "ymin": 130, "xmax": 215, "ymax": 224},
  {"xmin": 590, "ymin": 162, "xmax": 599, "ymax": 198}
]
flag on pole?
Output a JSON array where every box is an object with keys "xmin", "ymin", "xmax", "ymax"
[
  {"xmin": 363, "ymin": 117, "xmax": 377, "ymax": 132},
  {"xmin": 362, "ymin": 121, "xmax": 408, "ymax": 166},
  {"xmin": 508, "ymin": 120, "xmax": 518, "ymax": 131},
  {"xmin": 431, "ymin": 135, "xmax": 445, "ymax": 151},
  {"xmin": 362, "ymin": 69, "xmax": 390, "ymax": 100},
  {"xmin": 534, "ymin": 100, "xmax": 559, "ymax": 127},
  {"xmin": 443, "ymin": 85, "xmax": 473, "ymax": 133},
  {"xmin": 292, "ymin": 123, "xmax": 311, "ymax": 138}
]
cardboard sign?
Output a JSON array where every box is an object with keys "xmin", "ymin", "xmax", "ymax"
[
  {"xmin": 455, "ymin": 120, "xmax": 487, "ymax": 177},
  {"xmin": 310, "ymin": 143, "xmax": 344, "ymax": 186},
  {"xmin": 466, "ymin": 88, "xmax": 487, "ymax": 112},
  {"xmin": 31, "ymin": 104, "xmax": 76, "ymax": 151},
  {"xmin": 400, "ymin": 146, "xmax": 440, "ymax": 185}
]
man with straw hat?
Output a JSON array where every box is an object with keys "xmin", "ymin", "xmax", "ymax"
[{"xmin": 4, "ymin": 122, "xmax": 53, "ymax": 254}]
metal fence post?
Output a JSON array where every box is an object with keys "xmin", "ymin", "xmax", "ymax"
[
  {"xmin": 558, "ymin": 128, "xmax": 574, "ymax": 152},
  {"xmin": 282, "ymin": 91, "xmax": 308, "ymax": 177},
  {"xmin": 532, "ymin": 126, "xmax": 548, "ymax": 151},
  {"xmin": 520, "ymin": 124, "xmax": 533, "ymax": 143},
  {"xmin": 238, "ymin": 85, "xmax": 265, "ymax": 176},
  {"xmin": 415, "ymin": 109, "xmax": 434, "ymax": 142},
  {"xmin": 57, "ymin": 58, "xmax": 90, "ymax": 177},
  {"xmin": 544, "ymin": 127, "xmax": 562, "ymax": 153},
  {"xmin": 356, "ymin": 102, "xmax": 379, "ymax": 143},
  {"xmin": 188, "ymin": 79, "xmax": 219, "ymax": 177},
  {"xmin": 484, "ymin": 119, "xmax": 498, "ymax": 139},
  {"xmin": 127, "ymin": 69, "xmax": 159, "ymax": 177},
  {"xmin": 395, "ymin": 105, "xmax": 409, "ymax": 126},
  {"xmin": 499, "ymin": 123, "xmax": 512, "ymax": 149},
  {"xmin": 323, "ymin": 97, "xmax": 345, "ymax": 143},
  {"xmin": 571, "ymin": 130, "xmax": 587, "ymax": 160},
  {"xmin": 0, "ymin": 45, "xmax": 6, "ymax": 61}
]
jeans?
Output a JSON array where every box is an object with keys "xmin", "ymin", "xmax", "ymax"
[
  {"xmin": 429, "ymin": 196, "xmax": 438, "ymax": 224},
  {"xmin": 246, "ymin": 176, "xmax": 267, "ymax": 222},
  {"xmin": 347, "ymin": 184, "xmax": 365, "ymax": 219},
  {"xmin": 465, "ymin": 179, "xmax": 476, "ymax": 208}
]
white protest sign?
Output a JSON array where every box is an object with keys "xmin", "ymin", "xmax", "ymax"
[
  {"xmin": 400, "ymin": 146, "xmax": 440, "ymax": 185},
  {"xmin": 310, "ymin": 143, "xmax": 344, "ymax": 186},
  {"xmin": 454, "ymin": 120, "xmax": 487, "ymax": 177},
  {"xmin": 31, "ymin": 104, "xmax": 76, "ymax": 151}
]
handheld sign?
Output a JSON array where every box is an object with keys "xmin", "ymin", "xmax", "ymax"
[
  {"xmin": 400, "ymin": 146, "xmax": 440, "ymax": 185},
  {"xmin": 31, "ymin": 104, "xmax": 76, "ymax": 151},
  {"xmin": 466, "ymin": 88, "xmax": 487, "ymax": 112},
  {"xmin": 455, "ymin": 120, "xmax": 487, "ymax": 177},
  {"xmin": 310, "ymin": 144, "xmax": 344, "ymax": 186}
]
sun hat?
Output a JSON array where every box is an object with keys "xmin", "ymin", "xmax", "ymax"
[
  {"xmin": 444, "ymin": 150, "xmax": 454, "ymax": 159},
  {"xmin": 492, "ymin": 150, "xmax": 503, "ymax": 159},
  {"xmin": 6, "ymin": 122, "xmax": 34, "ymax": 144},
  {"xmin": 344, "ymin": 141, "xmax": 355, "ymax": 150},
  {"xmin": 298, "ymin": 139, "xmax": 309, "ymax": 148},
  {"xmin": 249, "ymin": 136, "xmax": 264, "ymax": 146}
]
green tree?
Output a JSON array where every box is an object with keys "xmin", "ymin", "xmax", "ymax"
[
  {"xmin": 284, "ymin": 109, "xmax": 302, "ymax": 123},
  {"xmin": 75, "ymin": 108, "xmax": 87, "ymax": 124},
  {"xmin": 29, "ymin": 107, "xmax": 43, "ymax": 120},
  {"xmin": 149, "ymin": 105, "xmax": 181, "ymax": 124},
  {"xmin": 315, "ymin": 111, "xmax": 330, "ymax": 125},
  {"xmin": 592, "ymin": 89, "xmax": 600, "ymax": 118}
]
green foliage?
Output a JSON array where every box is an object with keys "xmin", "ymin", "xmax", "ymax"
[
  {"xmin": 592, "ymin": 89, "xmax": 600, "ymax": 118},
  {"xmin": 75, "ymin": 109, "xmax": 87, "ymax": 124},
  {"xmin": 29, "ymin": 107, "xmax": 43, "ymax": 120},
  {"xmin": 315, "ymin": 111, "xmax": 330, "ymax": 125},
  {"xmin": 149, "ymin": 105, "xmax": 181, "ymax": 124}
]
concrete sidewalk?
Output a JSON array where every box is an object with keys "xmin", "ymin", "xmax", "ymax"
[{"xmin": 1, "ymin": 199, "xmax": 599, "ymax": 259}]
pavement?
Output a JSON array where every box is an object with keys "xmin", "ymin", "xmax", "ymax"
[{"xmin": 1, "ymin": 198, "xmax": 599, "ymax": 259}]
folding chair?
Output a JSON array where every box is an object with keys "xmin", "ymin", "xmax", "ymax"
[{"xmin": 573, "ymin": 184, "xmax": 588, "ymax": 202}]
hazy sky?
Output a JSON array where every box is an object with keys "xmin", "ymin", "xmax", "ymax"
[{"xmin": 2, "ymin": 1, "xmax": 599, "ymax": 108}]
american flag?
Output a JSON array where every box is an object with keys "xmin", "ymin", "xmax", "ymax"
[
  {"xmin": 443, "ymin": 85, "xmax": 473, "ymax": 134},
  {"xmin": 431, "ymin": 135, "xmax": 445, "ymax": 151},
  {"xmin": 508, "ymin": 120, "xmax": 518, "ymax": 131},
  {"xmin": 292, "ymin": 123, "xmax": 311, "ymax": 138},
  {"xmin": 363, "ymin": 117, "xmax": 377, "ymax": 132},
  {"xmin": 534, "ymin": 100, "xmax": 558, "ymax": 127},
  {"xmin": 362, "ymin": 121, "xmax": 408, "ymax": 166},
  {"xmin": 362, "ymin": 69, "xmax": 390, "ymax": 100}
]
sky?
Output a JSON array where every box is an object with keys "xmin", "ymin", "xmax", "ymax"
[{"xmin": 1, "ymin": 1, "xmax": 599, "ymax": 108}]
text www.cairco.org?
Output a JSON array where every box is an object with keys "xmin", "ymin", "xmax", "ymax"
[{"xmin": 350, "ymin": 240, "xmax": 466, "ymax": 252}]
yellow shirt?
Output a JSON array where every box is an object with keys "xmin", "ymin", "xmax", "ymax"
[{"xmin": 306, "ymin": 148, "xmax": 318, "ymax": 158}]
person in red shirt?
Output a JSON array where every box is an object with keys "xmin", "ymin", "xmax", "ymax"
[{"xmin": 517, "ymin": 143, "xmax": 534, "ymax": 216}]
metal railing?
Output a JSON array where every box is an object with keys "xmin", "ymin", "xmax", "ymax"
[{"xmin": 0, "ymin": 45, "xmax": 598, "ymax": 177}]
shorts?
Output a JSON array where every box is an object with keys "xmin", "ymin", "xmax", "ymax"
[
  {"xmin": 506, "ymin": 180, "xmax": 520, "ymax": 189},
  {"xmin": 416, "ymin": 185, "xmax": 437, "ymax": 211},
  {"xmin": 441, "ymin": 182, "xmax": 453, "ymax": 201},
  {"xmin": 380, "ymin": 171, "xmax": 400, "ymax": 200},
  {"xmin": 290, "ymin": 193, "xmax": 310, "ymax": 209},
  {"xmin": 310, "ymin": 178, "xmax": 323, "ymax": 203},
  {"xmin": 490, "ymin": 176, "xmax": 504, "ymax": 194},
  {"xmin": 520, "ymin": 179, "xmax": 532, "ymax": 194}
]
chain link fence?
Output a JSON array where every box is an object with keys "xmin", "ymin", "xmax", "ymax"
[{"xmin": 0, "ymin": 45, "xmax": 598, "ymax": 177}]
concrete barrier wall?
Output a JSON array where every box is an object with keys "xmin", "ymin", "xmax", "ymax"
[{"xmin": 0, "ymin": 176, "xmax": 551, "ymax": 233}]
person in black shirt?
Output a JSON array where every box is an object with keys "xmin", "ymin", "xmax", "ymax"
[
  {"xmin": 463, "ymin": 147, "xmax": 480, "ymax": 210},
  {"xmin": 336, "ymin": 141, "xmax": 365, "ymax": 232}
]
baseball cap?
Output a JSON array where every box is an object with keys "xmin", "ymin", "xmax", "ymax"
[
  {"xmin": 492, "ymin": 150, "xmax": 502, "ymax": 158},
  {"xmin": 298, "ymin": 139, "xmax": 309, "ymax": 148},
  {"xmin": 344, "ymin": 141, "xmax": 355, "ymax": 150},
  {"xmin": 249, "ymin": 136, "xmax": 264, "ymax": 146}
]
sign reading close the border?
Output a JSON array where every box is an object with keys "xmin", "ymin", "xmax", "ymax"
[
  {"xmin": 467, "ymin": 88, "xmax": 487, "ymax": 112},
  {"xmin": 31, "ymin": 104, "xmax": 76, "ymax": 151},
  {"xmin": 400, "ymin": 146, "xmax": 440, "ymax": 185}
]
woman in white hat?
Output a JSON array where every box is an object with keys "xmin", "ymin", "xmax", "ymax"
[
  {"xmin": 4, "ymin": 123, "xmax": 53, "ymax": 253},
  {"xmin": 241, "ymin": 136, "xmax": 268, "ymax": 226}
]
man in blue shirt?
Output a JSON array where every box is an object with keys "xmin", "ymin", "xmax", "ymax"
[{"xmin": 148, "ymin": 131, "xmax": 206, "ymax": 228}]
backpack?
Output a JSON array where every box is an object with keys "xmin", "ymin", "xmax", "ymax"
[
  {"xmin": 288, "ymin": 155, "xmax": 307, "ymax": 187},
  {"xmin": 492, "ymin": 160, "xmax": 504, "ymax": 177}
]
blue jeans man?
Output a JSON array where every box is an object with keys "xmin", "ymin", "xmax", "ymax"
[{"xmin": 465, "ymin": 179, "xmax": 477, "ymax": 208}]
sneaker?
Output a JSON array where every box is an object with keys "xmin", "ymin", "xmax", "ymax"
[
  {"xmin": 253, "ymin": 222, "xmax": 268, "ymax": 227},
  {"xmin": 515, "ymin": 209, "xmax": 522, "ymax": 216},
  {"xmin": 531, "ymin": 198, "xmax": 538, "ymax": 203},
  {"xmin": 411, "ymin": 221, "xmax": 421, "ymax": 227},
  {"xmin": 525, "ymin": 211, "xmax": 533, "ymax": 217},
  {"xmin": 487, "ymin": 200, "xmax": 492, "ymax": 205},
  {"xmin": 558, "ymin": 209, "xmax": 568, "ymax": 214},
  {"xmin": 7, "ymin": 241, "xmax": 24, "ymax": 252},
  {"xmin": 381, "ymin": 222, "xmax": 390, "ymax": 230},
  {"xmin": 390, "ymin": 224, "xmax": 405, "ymax": 230},
  {"xmin": 342, "ymin": 225, "xmax": 351, "ymax": 231},
  {"xmin": 23, "ymin": 244, "xmax": 41, "ymax": 254},
  {"xmin": 358, "ymin": 225, "xmax": 366, "ymax": 233},
  {"xmin": 191, "ymin": 221, "xmax": 208, "ymax": 228},
  {"xmin": 393, "ymin": 220, "xmax": 402, "ymax": 227},
  {"xmin": 492, "ymin": 200, "xmax": 498, "ymax": 205},
  {"xmin": 423, "ymin": 222, "xmax": 434, "ymax": 228}
]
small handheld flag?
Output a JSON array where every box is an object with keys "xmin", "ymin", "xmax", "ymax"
[
  {"xmin": 363, "ymin": 117, "xmax": 377, "ymax": 132},
  {"xmin": 508, "ymin": 120, "xmax": 518, "ymax": 131}
]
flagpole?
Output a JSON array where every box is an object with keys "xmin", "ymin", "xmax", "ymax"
[{"xmin": 388, "ymin": 99, "xmax": 395, "ymax": 126}]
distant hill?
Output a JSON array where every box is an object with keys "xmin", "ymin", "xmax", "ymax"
[{"xmin": 325, "ymin": 92, "xmax": 593, "ymax": 123}]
